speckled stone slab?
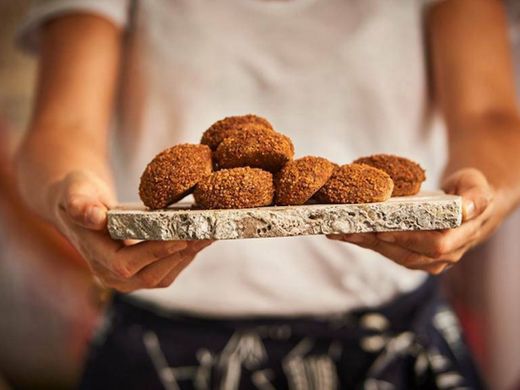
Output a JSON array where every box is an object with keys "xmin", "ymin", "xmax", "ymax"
[{"xmin": 107, "ymin": 192, "xmax": 462, "ymax": 241}]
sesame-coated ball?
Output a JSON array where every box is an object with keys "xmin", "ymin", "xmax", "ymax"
[
  {"xmin": 201, "ymin": 114, "xmax": 273, "ymax": 150},
  {"xmin": 353, "ymin": 154, "xmax": 426, "ymax": 196},
  {"xmin": 314, "ymin": 163, "xmax": 394, "ymax": 204},
  {"xmin": 275, "ymin": 156, "xmax": 336, "ymax": 205},
  {"xmin": 194, "ymin": 167, "xmax": 274, "ymax": 209},
  {"xmin": 215, "ymin": 128, "xmax": 294, "ymax": 172},
  {"xmin": 139, "ymin": 144, "xmax": 212, "ymax": 209}
]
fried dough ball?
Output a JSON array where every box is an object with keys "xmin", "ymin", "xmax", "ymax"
[
  {"xmin": 215, "ymin": 128, "xmax": 294, "ymax": 172},
  {"xmin": 194, "ymin": 167, "xmax": 274, "ymax": 209},
  {"xmin": 201, "ymin": 114, "xmax": 273, "ymax": 150},
  {"xmin": 353, "ymin": 154, "xmax": 426, "ymax": 196},
  {"xmin": 275, "ymin": 156, "xmax": 336, "ymax": 206},
  {"xmin": 314, "ymin": 163, "xmax": 394, "ymax": 204},
  {"xmin": 139, "ymin": 144, "xmax": 212, "ymax": 209}
]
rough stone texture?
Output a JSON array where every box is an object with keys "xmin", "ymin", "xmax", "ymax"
[{"xmin": 107, "ymin": 192, "xmax": 462, "ymax": 241}]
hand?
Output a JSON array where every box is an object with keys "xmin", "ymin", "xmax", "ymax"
[
  {"xmin": 49, "ymin": 170, "xmax": 213, "ymax": 292},
  {"xmin": 328, "ymin": 168, "xmax": 499, "ymax": 274}
]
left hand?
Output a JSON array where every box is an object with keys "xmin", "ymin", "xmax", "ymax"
[{"xmin": 328, "ymin": 168, "xmax": 499, "ymax": 274}]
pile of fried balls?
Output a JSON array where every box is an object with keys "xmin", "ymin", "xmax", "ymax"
[{"xmin": 139, "ymin": 115, "xmax": 426, "ymax": 210}]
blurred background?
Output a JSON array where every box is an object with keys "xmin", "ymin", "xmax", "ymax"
[
  {"xmin": 1, "ymin": 1, "xmax": 520, "ymax": 389},
  {"xmin": 0, "ymin": 2, "xmax": 102, "ymax": 389}
]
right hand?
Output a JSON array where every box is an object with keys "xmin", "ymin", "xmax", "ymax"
[{"xmin": 49, "ymin": 170, "xmax": 212, "ymax": 292}]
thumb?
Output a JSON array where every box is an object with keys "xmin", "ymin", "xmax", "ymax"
[
  {"xmin": 65, "ymin": 194, "xmax": 108, "ymax": 230},
  {"xmin": 61, "ymin": 173, "xmax": 113, "ymax": 230},
  {"xmin": 442, "ymin": 168, "xmax": 493, "ymax": 222}
]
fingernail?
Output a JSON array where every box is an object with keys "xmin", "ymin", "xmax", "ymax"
[
  {"xmin": 463, "ymin": 200, "xmax": 475, "ymax": 220},
  {"xmin": 378, "ymin": 233, "xmax": 395, "ymax": 243}
]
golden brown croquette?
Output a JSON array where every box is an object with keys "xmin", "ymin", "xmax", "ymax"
[
  {"xmin": 215, "ymin": 128, "xmax": 294, "ymax": 172},
  {"xmin": 314, "ymin": 163, "xmax": 394, "ymax": 204},
  {"xmin": 353, "ymin": 154, "xmax": 426, "ymax": 196},
  {"xmin": 201, "ymin": 114, "xmax": 273, "ymax": 150},
  {"xmin": 139, "ymin": 144, "xmax": 212, "ymax": 209},
  {"xmin": 194, "ymin": 167, "xmax": 274, "ymax": 209},
  {"xmin": 275, "ymin": 156, "xmax": 336, "ymax": 206}
]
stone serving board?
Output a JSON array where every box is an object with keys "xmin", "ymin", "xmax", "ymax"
[{"xmin": 107, "ymin": 192, "xmax": 462, "ymax": 241}]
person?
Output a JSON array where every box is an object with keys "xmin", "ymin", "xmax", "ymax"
[{"xmin": 15, "ymin": 0, "xmax": 520, "ymax": 388}]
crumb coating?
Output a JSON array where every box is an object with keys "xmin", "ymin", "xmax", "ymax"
[
  {"xmin": 201, "ymin": 114, "xmax": 273, "ymax": 150},
  {"xmin": 354, "ymin": 154, "xmax": 426, "ymax": 196},
  {"xmin": 139, "ymin": 144, "xmax": 212, "ymax": 209},
  {"xmin": 194, "ymin": 167, "xmax": 274, "ymax": 209},
  {"xmin": 215, "ymin": 128, "xmax": 294, "ymax": 172},
  {"xmin": 314, "ymin": 163, "xmax": 394, "ymax": 204},
  {"xmin": 275, "ymin": 156, "xmax": 336, "ymax": 205}
]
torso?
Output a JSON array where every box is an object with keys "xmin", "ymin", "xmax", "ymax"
[{"xmin": 115, "ymin": 0, "xmax": 445, "ymax": 316}]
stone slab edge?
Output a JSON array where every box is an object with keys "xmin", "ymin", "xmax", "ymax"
[{"xmin": 107, "ymin": 192, "xmax": 462, "ymax": 241}]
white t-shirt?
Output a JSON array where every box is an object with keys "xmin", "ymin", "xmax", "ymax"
[{"xmin": 19, "ymin": 0, "xmax": 446, "ymax": 317}]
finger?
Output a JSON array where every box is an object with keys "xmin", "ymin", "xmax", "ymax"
[
  {"xmin": 376, "ymin": 218, "xmax": 483, "ymax": 259},
  {"xmin": 134, "ymin": 249, "xmax": 194, "ymax": 289},
  {"xmin": 417, "ymin": 244, "xmax": 472, "ymax": 276},
  {"xmin": 60, "ymin": 218, "xmax": 192, "ymax": 292},
  {"xmin": 184, "ymin": 240, "xmax": 214, "ymax": 254},
  {"xmin": 64, "ymin": 227, "xmax": 124, "ymax": 280},
  {"xmin": 62, "ymin": 190, "xmax": 108, "ymax": 231},
  {"xmin": 111, "ymin": 240, "xmax": 189, "ymax": 278},
  {"xmin": 442, "ymin": 168, "xmax": 493, "ymax": 221},
  {"xmin": 376, "ymin": 185, "xmax": 494, "ymax": 258},
  {"xmin": 329, "ymin": 233, "xmax": 429, "ymax": 266},
  {"xmin": 110, "ymin": 241, "xmax": 211, "ymax": 291},
  {"xmin": 68, "ymin": 225, "xmax": 121, "ymax": 256},
  {"xmin": 151, "ymin": 240, "xmax": 213, "ymax": 288},
  {"xmin": 108, "ymin": 254, "xmax": 194, "ymax": 292},
  {"xmin": 460, "ymin": 187, "xmax": 493, "ymax": 222},
  {"xmin": 375, "ymin": 230, "xmax": 442, "ymax": 258},
  {"xmin": 60, "ymin": 171, "xmax": 116, "ymax": 230},
  {"xmin": 156, "ymin": 255, "xmax": 195, "ymax": 288},
  {"xmin": 329, "ymin": 233, "xmax": 456, "ymax": 274},
  {"xmin": 69, "ymin": 222, "xmax": 190, "ymax": 279},
  {"xmin": 407, "ymin": 241, "xmax": 470, "ymax": 273},
  {"xmin": 131, "ymin": 241, "xmax": 213, "ymax": 289}
]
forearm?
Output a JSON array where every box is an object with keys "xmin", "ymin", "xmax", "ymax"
[
  {"xmin": 16, "ymin": 14, "xmax": 122, "ymax": 223},
  {"xmin": 427, "ymin": 0, "xmax": 520, "ymax": 214},
  {"xmin": 444, "ymin": 111, "xmax": 520, "ymax": 214},
  {"xmin": 16, "ymin": 124, "xmax": 114, "ymax": 222}
]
